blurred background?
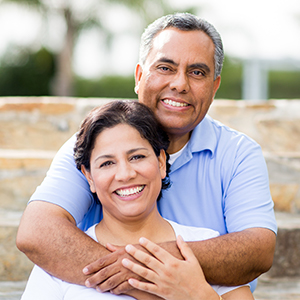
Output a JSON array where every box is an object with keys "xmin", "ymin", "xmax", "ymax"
[{"xmin": 0, "ymin": 0, "xmax": 299, "ymax": 100}]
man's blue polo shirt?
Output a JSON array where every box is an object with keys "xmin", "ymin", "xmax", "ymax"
[{"xmin": 158, "ymin": 115, "xmax": 277, "ymax": 236}]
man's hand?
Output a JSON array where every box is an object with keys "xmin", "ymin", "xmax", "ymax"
[{"xmin": 83, "ymin": 243, "xmax": 147, "ymax": 294}]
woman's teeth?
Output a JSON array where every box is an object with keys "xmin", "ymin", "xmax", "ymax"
[{"xmin": 116, "ymin": 185, "xmax": 145, "ymax": 197}]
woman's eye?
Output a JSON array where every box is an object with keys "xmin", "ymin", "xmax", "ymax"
[
  {"xmin": 100, "ymin": 161, "xmax": 113, "ymax": 168},
  {"xmin": 131, "ymin": 155, "xmax": 145, "ymax": 161}
]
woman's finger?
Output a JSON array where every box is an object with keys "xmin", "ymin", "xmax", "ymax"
[
  {"xmin": 124, "ymin": 243, "xmax": 166, "ymax": 270},
  {"xmin": 176, "ymin": 235, "xmax": 198, "ymax": 263},
  {"xmin": 122, "ymin": 257, "xmax": 157, "ymax": 283},
  {"xmin": 137, "ymin": 237, "xmax": 176, "ymax": 263}
]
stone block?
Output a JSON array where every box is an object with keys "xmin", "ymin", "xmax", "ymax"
[
  {"xmin": 0, "ymin": 211, "xmax": 33, "ymax": 281},
  {"xmin": 270, "ymin": 184, "xmax": 300, "ymax": 212},
  {"xmin": 265, "ymin": 153, "xmax": 300, "ymax": 213},
  {"xmin": 267, "ymin": 212, "xmax": 300, "ymax": 277},
  {"xmin": 0, "ymin": 150, "xmax": 54, "ymax": 210}
]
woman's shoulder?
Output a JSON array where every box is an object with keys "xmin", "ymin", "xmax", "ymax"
[{"xmin": 166, "ymin": 219, "xmax": 220, "ymax": 242}]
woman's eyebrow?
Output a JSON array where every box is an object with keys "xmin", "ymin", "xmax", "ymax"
[{"xmin": 127, "ymin": 147, "xmax": 148, "ymax": 155}]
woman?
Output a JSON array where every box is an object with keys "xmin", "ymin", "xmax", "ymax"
[{"xmin": 21, "ymin": 100, "xmax": 253, "ymax": 300}]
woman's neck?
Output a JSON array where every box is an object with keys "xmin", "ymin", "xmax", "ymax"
[{"xmin": 95, "ymin": 207, "xmax": 175, "ymax": 246}]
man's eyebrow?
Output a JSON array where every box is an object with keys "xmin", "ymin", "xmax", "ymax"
[
  {"xmin": 156, "ymin": 57, "xmax": 178, "ymax": 66},
  {"xmin": 190, "ymin": 63, "xmax": 211, "ymax": 74},
  {"xmin": 156, "ymin": 58, "xmax": 211, "ymax": 74}
]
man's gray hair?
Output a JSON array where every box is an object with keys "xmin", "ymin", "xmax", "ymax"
[{"xmin": 139, "ymin": 12, "xmax": 224, "ymax": 79}]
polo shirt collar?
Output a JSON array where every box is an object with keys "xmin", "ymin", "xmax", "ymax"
[
  {"xmin": 170, "ymin": 115, "xmax": 217, "ymax": 173},
  {"xmin": 189, "ymin": 115, "xmax": 216, "ymax": 156}
]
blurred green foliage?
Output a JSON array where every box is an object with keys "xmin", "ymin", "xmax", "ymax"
[
  {"xmin": 215, "ymin": 57, "xmax": 243, "ymax": 99},
  {"xmin": 75, "ymin": 76, "xmax": 136, "ymax": 99},
  {"xmin": 0, "ymin": 48, "xmax": 55, "ymax": 96},
  {"xmin": 269, "ymin": 71, "xmax": 300, "ymax": 99},
  {"xmin": 0, "ymin": 47, "xmax": 299, "ymax": 99}
]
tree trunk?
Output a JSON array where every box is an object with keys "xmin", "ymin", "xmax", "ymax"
[{"xmin": 51, "ymin": 8, "xmax": 74, "ymax": 96}]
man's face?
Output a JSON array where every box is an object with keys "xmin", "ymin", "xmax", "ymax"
[{"xmin": 135, "ymin": 28, "xmax": 221, "ymax": 144}]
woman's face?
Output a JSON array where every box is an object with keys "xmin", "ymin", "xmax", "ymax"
[{"xmin": 82, "ymin": 123, "xmax": 166, "ymax": 223}]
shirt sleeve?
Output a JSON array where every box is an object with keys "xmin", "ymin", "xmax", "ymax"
[
  {"xmin": 222, "ymin": 135, "xmax": 277, "ymax": 234},
  {"xmin": 29, "ymin": 134, "xmax": 95, "ymax": 226}
]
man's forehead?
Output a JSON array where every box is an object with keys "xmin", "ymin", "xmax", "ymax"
[
  {"xmin": 152, "ymin": 28, "xmax": 211, "ymax": 46},
  {"xmin": 147, "ymin": 28, "xmax": 215, "ymax": 64}
]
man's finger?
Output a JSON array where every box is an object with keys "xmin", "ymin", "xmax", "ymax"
[
  {"xmin": 95, "ymin": 270, "xmax": 134, "ymax": 293},
  {"xmin": 83, "ymin": 253, "xmax": 116, "ymax": 276},
  {"xmin": 110, "ymin": 280, "xmax": 134, "ymax": 295},
  {"xmin": 85, "ymin": 261, "xmax": 121, "ymax": 288}
]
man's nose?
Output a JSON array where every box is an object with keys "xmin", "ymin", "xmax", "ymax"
[
  {"xmin": 169, "ymin": 71, "xmax": 190, "ymax": 93},
  {"xmin": 115, "ymin": 161, "xmax": 136, "ymax": 181}
]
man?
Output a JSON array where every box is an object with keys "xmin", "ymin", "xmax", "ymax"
[{"xmin": 17, "ymin": 12, "xmax": 277, "ymax": 296}]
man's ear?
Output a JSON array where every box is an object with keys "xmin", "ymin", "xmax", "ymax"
[
  {"xmin": 134, "ymin": 63, "xmax": 143, "ymax": 94},
  {"xmin": 212, "ymin": 75, "xmax": 221, "ymax": 99},
  {"xmin": 158, "ymin": 149, "xmax": 167, "ymax": 180},
  {"xmin": 81, "ymin": 165, "xmax": 96, "ymax": 193}
]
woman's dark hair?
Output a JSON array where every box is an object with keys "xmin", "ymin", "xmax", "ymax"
[{"xmin": 74, "ymin": 100, "xmax": 171, "ymax": 198}]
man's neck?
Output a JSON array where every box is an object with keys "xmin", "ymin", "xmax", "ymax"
[{"xmin": 167, "ymin": 132, "xmax": 191, "ymax": 154}]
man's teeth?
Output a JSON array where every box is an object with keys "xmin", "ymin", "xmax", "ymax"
[
  {"xmin": 116, "ymin": 186, "xmax": 145, "ymax": 197},
  {"xmin": 163, "ymin": 99, "xmax": 188, "ymax": 107}
]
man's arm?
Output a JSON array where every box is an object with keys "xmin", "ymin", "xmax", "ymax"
[
  {"xmin": 16, "ymin": 201, "xmax": 109, "ymax": 285},
  {"xmin": 84, "ymin": 227, "xmax": 275, "ymax": 294},
  {"xmin": 187, "ymin": 227, "xmax": 276, "ymax": 285}
]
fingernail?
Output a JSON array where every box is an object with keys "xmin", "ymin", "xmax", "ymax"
[
  {"xmin": 128, "ymin": 278, "xmax": 134, "ymax": 285},
  {"xmin": 83, "ymin": 267, "xmax": 88, "ymax": 274},
  {"xmin": 125, "ymin": 244, "xmax": 132, "ymax": 252},
  {"xmin": 85, "ymin": 280, "xmax": 91, "ymax": 288},
  {"xmin": 122, "ymin": 258, "xmax": 129, "ymax": 267},
  {"xmin": 139, "ymin": 237, "xmax": 146, "ymax": 244}
]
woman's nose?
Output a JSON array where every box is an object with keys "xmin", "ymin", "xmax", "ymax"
[{"xmin": 115, "ymin": 161, "xmax": 136, "ymax": 181}]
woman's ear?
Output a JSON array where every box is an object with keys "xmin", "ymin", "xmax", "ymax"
[
  {"xmin": 158, "ymin": 150, "xmax": 167, "ymax": 179},
  {"xmin": 81, "ymin": 165, "xmax": 96, "ymax": 193}
]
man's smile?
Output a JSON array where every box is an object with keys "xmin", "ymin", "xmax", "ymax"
[{"xmin": 162, "ymin": 99, "xmax": 189, "ymax": 108}]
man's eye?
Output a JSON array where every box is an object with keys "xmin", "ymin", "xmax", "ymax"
[
  {"xmin": 192, "ymin": 70, "xmax": 204, "ymax": 76},
  {"xmin": 159, "ymin": 66, "xmax": 170, "ymax": 71}
]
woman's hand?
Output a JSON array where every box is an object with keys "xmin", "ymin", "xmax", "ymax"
[{"xmin": 122, "ymin": 235, "xmax": 219, "ymax": 300}]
